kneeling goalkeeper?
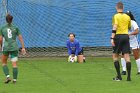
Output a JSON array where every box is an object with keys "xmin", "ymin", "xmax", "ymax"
[{"xmin": 66, "ymin": 33, "xmax": 85, "ymax": 63}]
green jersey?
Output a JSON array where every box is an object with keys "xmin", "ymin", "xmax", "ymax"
[{"xmin": 0, "ymin": 24, "xmax": 21, "ymax": 51}]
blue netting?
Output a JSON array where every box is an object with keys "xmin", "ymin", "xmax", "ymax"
[{"xmin": 1, "ymin": 0, "xmax": 140, "ymax": 47}]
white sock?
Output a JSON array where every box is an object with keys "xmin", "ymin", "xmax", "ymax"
[
  {"xmin": 6, "ymin": 75, "xmax": 10, "ymax": 78},
  {"xmin": 136, "ymin": 58, "xmax": 140, "ymax": 72},
  {"xmin": 13, "ymin": 79, "xmax": 17, "ymax": 81},
  {"xmin": 121, "ymin": 58, "xmax": 126, "ymax": 71},
  {"xmin": 83, "ymin": 57, "xmax": 85, "ymax": 60}
]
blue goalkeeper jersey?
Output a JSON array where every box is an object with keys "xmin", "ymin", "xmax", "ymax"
[{"xmin": 66, "ymin": 39, "xmax": 82, "ymax": 56}]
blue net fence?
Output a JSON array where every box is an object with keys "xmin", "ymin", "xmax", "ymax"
[{"xmin": 0, "ymin": 0, "xmax": 140, "ymax": 57}]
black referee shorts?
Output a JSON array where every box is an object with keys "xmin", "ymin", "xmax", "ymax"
[{"xmin": 113, "ymin": 34, "xmax": 130, "ymax": 54}]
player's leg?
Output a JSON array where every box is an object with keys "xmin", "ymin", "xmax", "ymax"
[
  {"xmin": 123, "ymin": 35, "xmax": 131, "ymax": 81},
  {"xmin": 78, "ymin": 55, "xmax": 84, "ymax": 63},
  {"xmin": 12, "ymin": 62, "xmax": 18, "ymax": 83},
  {"xmin": 124, "ymin": 53, "xmax": 131, "ymax": 81},
  {"xmin": 78, "ymin": 48, "xmax": 85, "ymax": 63},
  {"xmin": 113, "ymin": 53, "xmax": 122, "ymax": 81},
  {"xmin": 121, "ymin": 55, "xmax": 126, "ymax": 75},
  {"xmin": 132, "ymin": 48, "xmax": 140, "ymax": 74},
  {"xmin": 10, "ymin": 51, "xmax": 19, "ymax": 83},
  {"xmin": 81, "ymin": 48, "xmax": 86, "ymax": 62},
  {"xmin": 2, "ymin": 51, "xmax": 11, "ymax": 83},
  {"xmin": 112, "ymin": 35, "xmax": 122, "ymax": 81}
]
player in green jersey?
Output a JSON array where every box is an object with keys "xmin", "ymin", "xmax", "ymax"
[{"xmin": 0, "ymin": 14, "xmax": 26, "ymax": 84}]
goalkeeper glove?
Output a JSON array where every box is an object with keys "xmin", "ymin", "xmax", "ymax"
[
  {"xmin": 68, "ymin": 55, "xmax": 72, "ymax": 62},
  {"xmin": 74, "ymin": 56, "xmax": 78, "ymax": 62}
]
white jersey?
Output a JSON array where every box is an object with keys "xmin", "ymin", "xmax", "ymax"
[{"xmin": 129, "ymin": 20, "xmax": 139, "ymax": 49}]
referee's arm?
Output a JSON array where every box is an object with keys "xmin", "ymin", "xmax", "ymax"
[
  {"xmin": 111, "ymin": 24, "xmax": 117, "ymax": 46},
  {"xmin": 111, "ymin": 15, "xmax": 118, "ymax": 46}
]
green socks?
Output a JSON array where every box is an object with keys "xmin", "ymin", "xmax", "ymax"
[
  {"xmin": 3, "ymin": 65, "xmax": 18, "ymax": 80},
  {"xmin": 13, "ymin": 68, "xmax": 18, "ymax": 80},
  {"xmin": 3, "ymin": 65, "xmax": 10, "ymax": 77}
]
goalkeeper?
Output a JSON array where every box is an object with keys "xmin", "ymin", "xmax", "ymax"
[{"xmin": 66, "ymin": 33, "xmax": 85, "ymax": 63}]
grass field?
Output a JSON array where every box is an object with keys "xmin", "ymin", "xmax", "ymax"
[{"xmin": 0, "ymin": 57, "xmax": 140, "ymax": 93}]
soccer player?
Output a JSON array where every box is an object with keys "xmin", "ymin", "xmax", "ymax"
[
  {"xmin": 0, "ymin": 14, "xmax": 26, "ymax": 84},
  {"xmin": 111, "ymin": 2, "xmax": 131, "ymax": 81},
  {"xmin": 121, "ymin": 11, "xmax": 140, "ymax": 75},
  {"xmin": 66, "ymin": 33, "xmax": 85, "ymax": 63}
]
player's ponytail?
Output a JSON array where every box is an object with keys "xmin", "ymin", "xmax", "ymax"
[{"xmin": 126, "ymin": 11, "xmax": 136, "ymax": 22}]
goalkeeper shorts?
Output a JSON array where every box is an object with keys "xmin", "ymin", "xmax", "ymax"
[{"xmin": 72, "ymin": 48, "xmax": 84, "ymax": 55}]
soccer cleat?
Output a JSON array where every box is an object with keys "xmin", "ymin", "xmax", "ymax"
[
  {"xmin": 136, "ymin": 72, "xmax": 140, "ymax": 75},
  {"xmin": 13, "ymin": 81, "xmax": 17, "ymax": 84},
  {"xmin": 121, "ymin": 71, "xmax": 126, "ymax": 75},
  {"xmin": 113, "ymin": 76, "xmax": 122, "ymax": 81},
  {"xmin": 4, "ymin": 77, "xmax": 11, "ymax": 84},
  {"xmin": 83, "ymin": 59, "xmax": 86, "ymax": 63},
  {"xmin": 127, "ymin": 77, "xmax": 131, "ymax": 81}
]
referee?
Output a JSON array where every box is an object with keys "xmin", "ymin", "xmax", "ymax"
[{"xmin": 111, "ymin": 2, "xmax": 131, "ymax": 81}]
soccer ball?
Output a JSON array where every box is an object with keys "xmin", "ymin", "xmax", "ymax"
[{"xmin": 70, "ymin": 57, "xmax": 75, "ymax": 63}]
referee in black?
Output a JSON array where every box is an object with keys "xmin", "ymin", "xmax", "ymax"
[{"xmin": 111, "ymin": 2, "xmax": 131, "ymax": 81}]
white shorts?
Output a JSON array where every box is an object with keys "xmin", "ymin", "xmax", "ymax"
[{"xmin": 130, "ymin": 37, "xmax": 139, "ymax": 50}]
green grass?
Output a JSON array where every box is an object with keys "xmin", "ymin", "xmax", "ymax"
[{"xmin": 0, "ymin": 57, "xmax": 140, "ymax": 93}]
